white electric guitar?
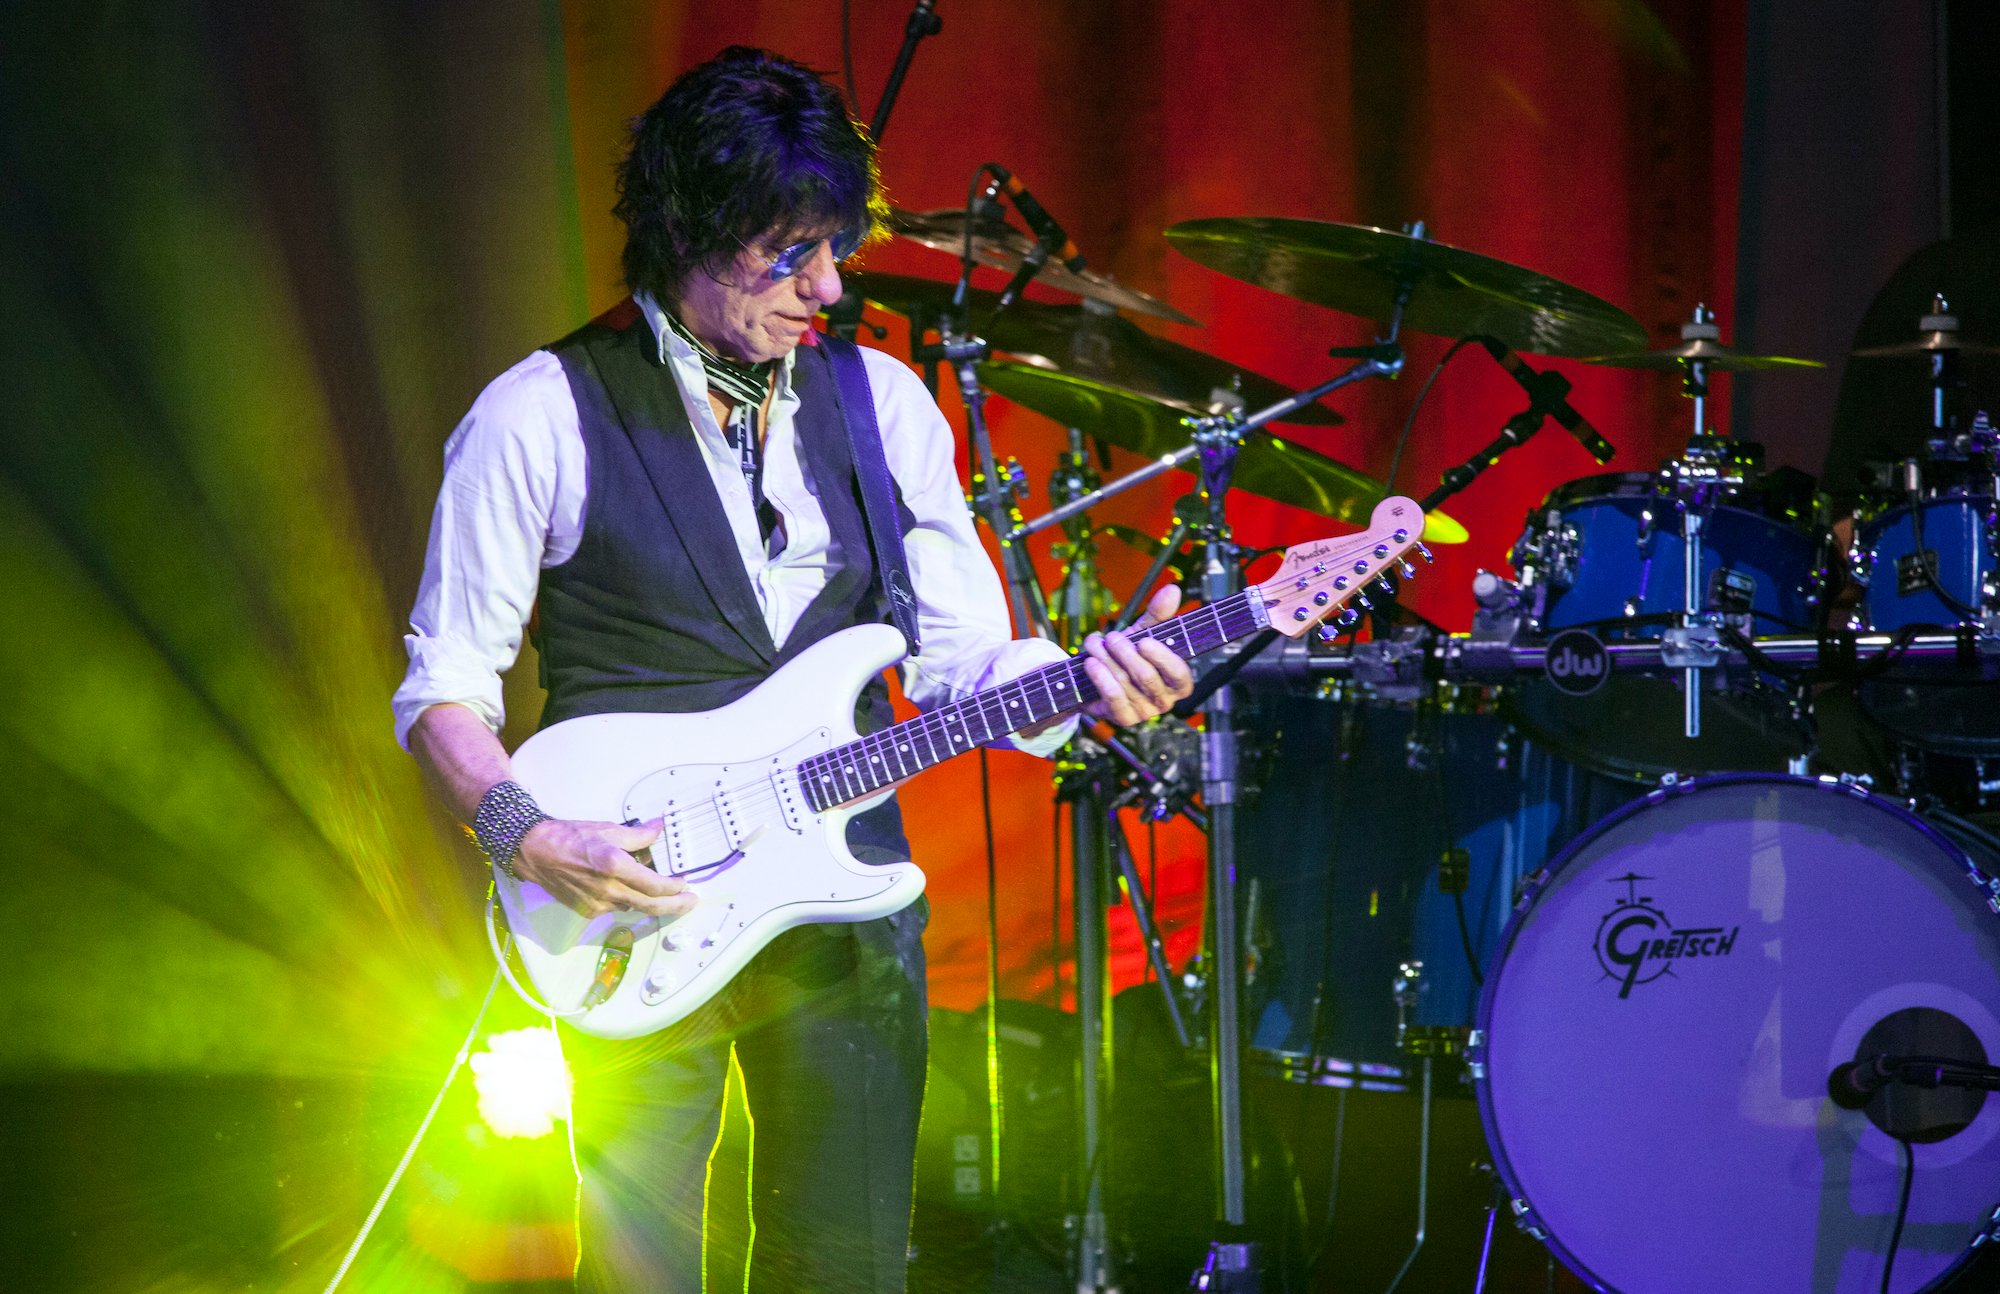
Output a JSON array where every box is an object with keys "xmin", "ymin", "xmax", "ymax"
[{"xmin": 496, "ymin": 496, "xmax": 1431, "ymax": 1038}]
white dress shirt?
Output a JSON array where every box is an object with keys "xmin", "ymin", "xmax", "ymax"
[{"xmin": 393, "ymin": 295, "xmax": 1075, "ymax": 758}]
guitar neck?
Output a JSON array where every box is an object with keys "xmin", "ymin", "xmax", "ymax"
[{"xmin": 796, "ymin": 588, "xmax": 1266, "ymax": 812}]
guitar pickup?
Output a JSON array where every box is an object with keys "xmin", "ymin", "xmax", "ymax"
[
  {"xmin": 712, "ymin": 770, "xmax": 749, "ymax": 850},
  {"xmin": 771, "ymin": 767, "xmax": 808, "ymax": 834}
]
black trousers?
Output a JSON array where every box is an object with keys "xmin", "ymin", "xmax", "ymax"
[{"xmin": 565, "ymin": 901, "xmax": 928, "ymax": 1293}]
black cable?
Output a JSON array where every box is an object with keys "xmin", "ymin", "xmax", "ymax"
[
  {"xmin": 1907, "ymin": 495, "xmax": 1985, "ymax": 621},
  {"xmin": 1429, "ymin": 708, "xmax": 1485, "ymax": 986},
  {"xmin": 1881, "ymin": 1139, "xmax": 1915, "ymax": 1294},
  {"xmin": 840, "ymin": 0, "xmax": 859, "ymax": 110},
  {"xmin": 1721, "ymin": 622, "xmax": 1934, "ymax": 685},
  {"xmin": 1386, "ymin": 337, "xmax": 1477, "ymax": 494},
  {"xmin": 1302, "ymin": 698, "xmax": 1360, "ymax": 1276}
]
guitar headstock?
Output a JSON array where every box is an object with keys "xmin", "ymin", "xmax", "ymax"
[{"xmin": 1254, "ymin": 496, "xmax": 1432, "ymax": 638}]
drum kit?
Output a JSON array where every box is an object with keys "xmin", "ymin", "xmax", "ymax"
[{"xmin": 839, "ymin": 193, "xmax": 2000, "ymax": 1292}]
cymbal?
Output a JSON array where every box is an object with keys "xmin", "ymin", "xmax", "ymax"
[
  {"xmin": 1852, "ymin": 333, "xmax": 2000, "ymax": 357},
  {"xmin": 979, "ymin": 360, "xmax": 1468, "ymax": 543},
  {"xmin": 889, "ymin": 208, "xmax": 1197, "ymax": 324},
  {"xmin": 1162, "ymin": 217, "xmax": 1648, "ymax": 357},
  {"xmin": 841, "ymin": 271, "xmax": 1342, "ymax": 426},
  {"xmin": 1582, "ymin": 336, "xmax": 1825, "ymax": 371}
]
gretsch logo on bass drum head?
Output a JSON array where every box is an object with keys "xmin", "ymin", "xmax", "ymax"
[
  {"xmin": 1544, "ymin": 628, "xmax": 1608, "ymax": 696},
  {"xmin": 1593, "ymin": 872, "xmax": 1740, "ymax": 999}
]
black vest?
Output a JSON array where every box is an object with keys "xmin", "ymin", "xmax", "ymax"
[{"xmin": 538, "ymin": 308, "xmax": 909, "ymax": 857}]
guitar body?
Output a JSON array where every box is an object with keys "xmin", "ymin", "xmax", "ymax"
[
  {"xmin": 487, "ymin": 496, "xmax": 1429, "ymax": 1041},
  {"xmin": 502, "ymin": 622, "xmax": 925, "ymax": 1040}
]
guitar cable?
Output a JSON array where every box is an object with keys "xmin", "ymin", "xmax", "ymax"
[{"xmin": 323, "ymin": 962, "xmax": 505, "ymax": 1293}]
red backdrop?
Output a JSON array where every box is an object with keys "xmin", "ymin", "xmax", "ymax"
[{"xmin": 551, "ymin": 0, "xmax": 1746, "ymax": 1011}]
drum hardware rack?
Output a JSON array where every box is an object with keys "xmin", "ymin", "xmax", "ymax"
[{"xmin": 1239, "ymin": 627, "xmax": 2000, "ymax": 692}]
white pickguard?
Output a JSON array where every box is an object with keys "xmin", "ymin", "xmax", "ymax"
[{"xmin": 500, "ymin": 623, "xmax": 925, "ymax": 1039}]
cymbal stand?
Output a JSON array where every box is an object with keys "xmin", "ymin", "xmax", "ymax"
[
  {"xmin": 1181, "ymin": 335, "xmax": 1407, "ymax": 1294},
  {"xmin": 914, "ymin": 193, "xmax": 1055, "ymax": 640},
  {"xmin": 1666, "ymin": 305, "xmax": 1725, "ymax": 741},
  {"xmin": 1037, "ymin": 420, "xmax": 1127, "ymax": 1293},
  {"xmin": 1050, "ymin": 428, "xmax": 1119, "ymax": 650}
]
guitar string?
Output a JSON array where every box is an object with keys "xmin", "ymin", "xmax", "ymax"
[
  {"xmin": 647, "ymin": 596, "xmax": 1255, "ymax": 864},
  {"xmin": 650, "ymin": 534, "xmax": 1401, "ymax": 864}
]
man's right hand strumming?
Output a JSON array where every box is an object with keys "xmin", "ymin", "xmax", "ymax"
[{"xmin": 514, "ymin": 817, "xmax": 698, "ymax": 920}]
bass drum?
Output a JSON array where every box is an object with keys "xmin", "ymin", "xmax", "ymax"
[{"xmin": 1473, "ymin": 775, "xmax": 2000, "ymax": 1293}]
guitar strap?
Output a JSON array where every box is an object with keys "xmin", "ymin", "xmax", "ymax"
[{"xmin": 816, "ymin": 334, "xmax": 922, "ymax": 657}]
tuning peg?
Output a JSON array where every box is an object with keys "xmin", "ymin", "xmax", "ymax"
[
  {"xmin": 1398, "ymin": 558, "xmax": 1416, "ymax": 578},
  {"xmin": 1376, "ymin": 575, "xmax": 1397, "ymax": 595},
  {"xmin": 1336, "ymin": 609, "xmax": 1361, "ymax": 628},
  {"xmin": 1415, "ymin": 542, "xmax": 1434, "ymax": 563},
  {"xmin": 1315, "ymin": 624, "xmax": 1339, "ymax": 643},
  {"xmin": 1356, "ymin": 593, "xmax": 1374, "ymax": 610}
]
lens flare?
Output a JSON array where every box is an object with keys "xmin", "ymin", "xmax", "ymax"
[{"xmin": 469, "ymin": 1028, "xmax": 572, "ymax": 1140}]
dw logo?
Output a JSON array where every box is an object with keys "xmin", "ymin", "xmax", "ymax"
[{"xmin": 1544, "ymin": 628, "xmax": 1609, "ymax": 697}]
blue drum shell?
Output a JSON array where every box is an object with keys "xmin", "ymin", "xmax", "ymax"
[
  {"xmin": 1855, "ymin": 493, "xmax": 2000, "ymax": 752},
  {"xmin": 1856, "ymin": 492, "xmax": 1997, "ymax": 632},
  {"xmin": 1507, "ymin": 476, "xmax": 1821, "ymax": 782},
  {"xmin": 1527, "ymin": 478, "xmax": 1820, "ymax": 633}
]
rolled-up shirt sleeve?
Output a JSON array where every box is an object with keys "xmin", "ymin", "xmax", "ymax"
[
  {"xmin": 868, "ymin": 349, "xmax": 1078, "ymax": 757},
  {"xmin": 391, "ymin": 351, "xmax": 578, "ymax": 750}
]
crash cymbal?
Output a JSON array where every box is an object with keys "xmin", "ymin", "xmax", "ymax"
[
  {"xmin": 979, "ymin": 360, "xmax": 1468, "ymax": 543},
  {"xmin": 841, "ymin": 271, "xmax": 1341, "ymax": 425},
  {"xmin": 889, "ymin": 208, "xmax": 1198, "ymax": 324},
  {"xmin": 1163, "ymin": 217, "xmax": 1647, "ymax": 357},
  {"xmin": 1583, "ymin": 337, "xmax": 1825, "ymax": 371}
]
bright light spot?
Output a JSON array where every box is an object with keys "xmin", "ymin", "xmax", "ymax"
[{"xmin": 469, "ymin": 1027, "xmax": 571, "ymax": 1139}]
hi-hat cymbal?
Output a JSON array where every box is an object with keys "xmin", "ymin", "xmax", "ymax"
[
  {"xmin": 1163, "ymin": 217, "xmax": 1648, "ymax": 357},
  {"xmin": 841, "ymin": 271, "xmax": 1341, "ymax": 425},
  {"xmin": 1582, "ymin": 337, "xmax": 1825, "ymax": 371},
  {"xmin": 889, "ymin": 208, "xmax": 1197, "ymax": 324},
  {"xmin": 979, "ymin": 360, "xmax": 1468, "ymax": 543}
]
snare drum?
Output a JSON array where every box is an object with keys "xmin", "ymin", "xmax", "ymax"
[
  {"xmin": 1854, "ymin": 490, "xmax": 2000, "ymax": 752},
  {"xmin": 1509, "ymin": 473, "xmax": 1825, "ymax": 782},
  {"xmin": 1473, "ymin": 774, "xmax": 2000, "ymax": 1293}
]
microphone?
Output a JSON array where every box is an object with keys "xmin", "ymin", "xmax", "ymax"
[
  {"xmin": 1477, "ymin": 336, "xmax": 1616, "ymax": 464},
  {"xmin": 1827, "ymin": 1053, "xmax": 1896, "ymax": 1109},
  {"xmin": 987, "ymin": 164, "xmax": 1087, "ymax": 274}
]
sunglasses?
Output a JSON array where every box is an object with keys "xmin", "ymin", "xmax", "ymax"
[{"xmin": 746, "ymin": 225, "xmax": 867, "ymax": 281}]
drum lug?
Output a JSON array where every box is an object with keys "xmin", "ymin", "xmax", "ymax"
[
  {"xmin": 1509, "ymin": 1196, "xmax": 1548, "ymax": 1241},
  {"xmin": 1464, "ymin": 1028, "xmax": 1486, "ymax": 1081},
  {"xmin": 1648, "ymin": 771, "xmax": 1696, "ymax": 801},
  {"xmin": 1815, "ymin": 772, "xmax": 1875, "ymax": 798}
]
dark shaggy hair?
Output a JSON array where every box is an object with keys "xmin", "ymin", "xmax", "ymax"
[{"xmin": 614, "ymin": 47, "xmax": 886, "ymax": 305}]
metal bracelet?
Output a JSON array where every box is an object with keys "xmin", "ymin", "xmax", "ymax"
[{"xmin": 471, "ymin": 780, "xmax": 549, "ymax": 880}]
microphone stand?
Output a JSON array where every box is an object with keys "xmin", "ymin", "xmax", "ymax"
[
  {"xmin": 868, "ymin": 0, "xmax": 941, "ymax": 144},
  {"xmin": 826, "ymin": 0, "xmax": 944, "ymax": 342}
]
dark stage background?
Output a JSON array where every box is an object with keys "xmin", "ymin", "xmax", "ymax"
[{"xmin": 0, "ymin": 1, "xmax": 1965, "ymax": 1290}]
